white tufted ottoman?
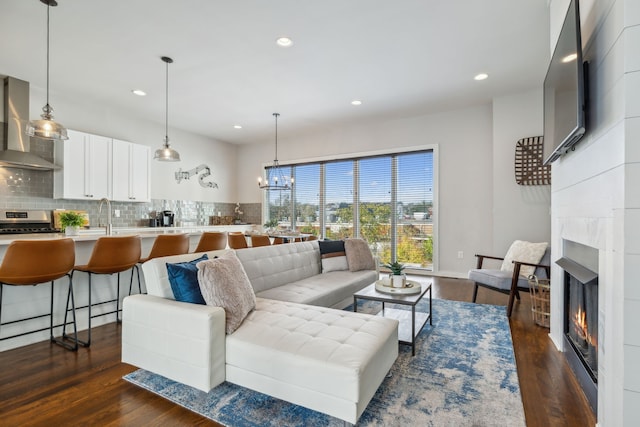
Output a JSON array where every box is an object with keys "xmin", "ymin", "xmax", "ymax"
[{"xmin": 225, "ymin": 298, "xmax": 399, "ymax": 424}]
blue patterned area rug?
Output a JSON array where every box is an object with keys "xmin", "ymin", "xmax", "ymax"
[{"xmin": 123, "ymin": 299, "xmax": 525, "ymax": 426}]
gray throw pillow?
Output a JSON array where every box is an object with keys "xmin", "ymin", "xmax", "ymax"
[
  {"xmin": 197, "ymin": 252, "xmax": 256, "ymax": 334},
  {"xmin": 344, "ymin": 238, "xmax": 376, "ymax": 271}
]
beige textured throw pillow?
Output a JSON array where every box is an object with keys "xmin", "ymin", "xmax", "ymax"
[
  {"xmin": 197, "ymin": 252, "xmax": 256, "ymax": 334},
  {"xmin": 344, "ymin": 238, "xmax": 376, "ymax": 272},
  {"xmin": 500, "ymin": 240, "xmax": 548, "ymax": 278}
]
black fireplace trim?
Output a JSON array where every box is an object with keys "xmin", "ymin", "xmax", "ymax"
[
  {"xmin": 558, "ymin": 255, "xmax": 599, "ymax": 415},
  {"xmin": 563, "ymin": 334, "xmax": 598, "ymax": 414}
]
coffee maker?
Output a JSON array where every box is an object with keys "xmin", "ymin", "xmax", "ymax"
[{"xmin": 160, "ymin": 210, "xmax": 175, "ymax": 227}]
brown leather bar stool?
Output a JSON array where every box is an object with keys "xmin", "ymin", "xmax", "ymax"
[
  {"xmin": 306, "ymin": 235, "xmax": 319, "ymax": 241},
  {"xmin": 131, "ymin": 233, "xmax": 191, "ymax": 294},
  {"xmin": 250, "ymin": 235, "xmax": 271, "ymax": 247},
  {"xmin": 272, "ymin": 237, "xmax": 285, "ymax": 245},
  {"xmin": 0, "ymin": 238, "xmax": 79, "ymax": 351},
  {"xmin": 194, "ymin": 231, "xmax": 227, "ymax": 252},
  {"xmin": 139, "ymin": 233, "xmax": 190, "ymax": 262},
  {"xmin": 228, "ymin": 232, "xmax": 248, "ymax": 249},
  {"xmin": 69, "ymin": 235, "xmax": 141, "ymax": 347}
]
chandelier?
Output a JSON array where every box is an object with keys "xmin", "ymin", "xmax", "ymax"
[{"xmin": 258, "ymin": 113, "xmax": 293, "ymax": 190}]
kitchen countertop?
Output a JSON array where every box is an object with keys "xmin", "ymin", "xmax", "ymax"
[{"xmin": 0, "ymin": 224, "xmax": 256, "ymax": 245}]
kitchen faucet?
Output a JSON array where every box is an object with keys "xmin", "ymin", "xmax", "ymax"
[{"xmin": 98, "ymin": 198, "xmax": 112, "ymax": 236}]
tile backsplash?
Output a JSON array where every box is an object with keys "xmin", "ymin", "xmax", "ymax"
[
  {"xmin": 0, "ymin": 136, "xmax": 54, "ymax": 198},
  {"xmin": 0, "ymin": 194, "xmax": 260, "ymax": 228},
  {"xmin": 0, "ymin": 134, "xmax": 261, "ymax": 227}
]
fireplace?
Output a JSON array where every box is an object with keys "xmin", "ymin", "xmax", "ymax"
[{"xmin": 557, "ymin": 256, "xmax": 598, "ymax": 414}]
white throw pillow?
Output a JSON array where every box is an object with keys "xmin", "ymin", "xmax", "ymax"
[
  {"xmin": 197, "ymin": 252, "xmax": 256, "ymax": 334},
  {"xmin": 318, "ymin": 240, "xmax": 349, "ymax": 273},
  {"xmin": 500, "ymin": 240, "xmax": 548, "ymax": 278}
]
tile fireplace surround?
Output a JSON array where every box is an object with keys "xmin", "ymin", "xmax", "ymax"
[{"xmin": 551, "ymin": 201, "xmax": 639, "ymax": 426}]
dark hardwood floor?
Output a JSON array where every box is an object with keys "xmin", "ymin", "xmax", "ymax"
[{"xmin": 0, "ymin": 277, "xmax": 596, "ymax": 426}]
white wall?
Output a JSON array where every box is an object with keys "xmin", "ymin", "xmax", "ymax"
[
  {"xmin": 237, "ymin": 100, "xmax": 550, "ymax": 276},
  {"xmin": 492, "ymin": 90, "xmax": 551, "ymax": 255},
  {"xmin": 27, "ymin": 86, "xmax": 238, "ymax": 203},
  {"xmin": 548, "ymin": 0, "xmax": 640, "ymax": 425}
]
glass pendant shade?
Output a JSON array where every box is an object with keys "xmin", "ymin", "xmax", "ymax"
[
  {"xmin": 154, "ymin": 138, "xmax": 181, "ymax": 161},
  {"xmin": 29, "ymin": 1, "xmax": 68, "ymax": 141},
  {"xmin": 26, "ymin": 118, "xmax": 69, "ymax": 140}
]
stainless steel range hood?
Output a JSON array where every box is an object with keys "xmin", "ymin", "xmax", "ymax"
[{"xmin": 1, "ymin": 76, "xmax": 59, "ymax": 170}]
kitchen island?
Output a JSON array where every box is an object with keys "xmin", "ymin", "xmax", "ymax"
[{"xmin": 0, "ymin": 224, "xmax": 254, "ymax": 351}]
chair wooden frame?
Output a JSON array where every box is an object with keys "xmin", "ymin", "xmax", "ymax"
[{"xmin": 471, "ymin": 254, "xmax": 550, "ymax": 317}]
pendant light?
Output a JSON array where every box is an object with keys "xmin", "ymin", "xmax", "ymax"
[
  {"xmin": 258, "ymin": 113, "xmax": 293, "ymax": 190},
  {"xmin": 154, "ymin": 56, "xmax": 181, "ymax": 162},
  {"xmin": 26, "ymin": 0, "xmax": 68, "ymax": 141}
]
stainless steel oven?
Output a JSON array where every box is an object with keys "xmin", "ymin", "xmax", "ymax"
[{"xmin": 0, "ymin": 209, "xmax": 58, "ymax": 234}]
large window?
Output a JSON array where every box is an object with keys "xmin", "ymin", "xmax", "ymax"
[
  {"xmin": 325, "ymin": 161, "xmax": 354, "ymax": 239},
  {"xmin": 265, "ymin": 165, "xmax": 293, "ymax": 229},
  {"xmin": 293, "ymin": 164, "xmax": 320, "ymax": 237},
  {"xmin": 262, "ymin": 149, "xmax": 434, "ymax": 270},
  {"xmin": 359, "ymin": 157, "xmax": 392, "ymax": 261},
  {"xmin": 396, "ymin": 152, "xmax": 433, "ymax": 269}
]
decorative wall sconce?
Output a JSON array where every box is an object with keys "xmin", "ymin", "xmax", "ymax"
[{"xmin": 175, "ymin": 164, "xmax": 218, "ymax": 188}]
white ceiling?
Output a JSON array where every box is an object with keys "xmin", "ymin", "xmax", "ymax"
[{"xmin": 0, "ymin": 0, "xmax": 549, "ymax": 145}]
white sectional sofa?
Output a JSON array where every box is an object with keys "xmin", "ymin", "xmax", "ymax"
[{"xmin": 122, "ymin": 241, "xmax": 399, "ymax": 425}]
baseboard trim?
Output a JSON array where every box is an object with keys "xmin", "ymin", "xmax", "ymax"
[{"xmin": 404, "ymin": 270, "xmax": 468, "ymax": 280}]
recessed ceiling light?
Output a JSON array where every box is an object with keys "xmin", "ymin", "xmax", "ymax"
[
  {"xmin": 131, "ymin": 89, "xmax": 147, "ymax": 96},
  {"xmin": 474, "ymin": 73, "xmax": 489, "ymax": 81},
  {"xmin": 562, "ymin": 53, "xmax": 578, "ymax": 63},
  {"xmin": 233, "ymin": 125, "xmax": 243, "ymax": 129},
  {"xmin": 351, "ymin": 100, "xmax": 362, "ymax": 106},
  {"xmin": 276, "ymin": 37, "xmax": 293, "ymax": 47}
]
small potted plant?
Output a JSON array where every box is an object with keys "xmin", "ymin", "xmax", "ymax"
[
  {"xmin": 59, "ymin": 211, "xmax": 85, "ymax": 236},
  {"xmin": 384, "ymin": 261, "xmax": 406, "ymax": 288},
  {"xmin": 263, "ymin": 218, "xmax": 279, "ymax": 232}
]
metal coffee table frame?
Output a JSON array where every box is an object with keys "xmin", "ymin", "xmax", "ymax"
[{"xmin": 353, "ymin": 280, "xmax": 432, "ymax": 356}]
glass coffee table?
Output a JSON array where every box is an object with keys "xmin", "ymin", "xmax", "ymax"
[{"xmin": 353, "ymin": 279, "xmax": 432, "ymax": 356}]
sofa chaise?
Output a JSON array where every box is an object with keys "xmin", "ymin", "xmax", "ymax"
[{"xmin": 122, "ymin": 240, "xmax": 399, "ymax": 424}]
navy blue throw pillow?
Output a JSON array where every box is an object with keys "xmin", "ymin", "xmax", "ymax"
[{"xmin": 166, "ymin": 254, "xmax": 209, "ymax": 304}]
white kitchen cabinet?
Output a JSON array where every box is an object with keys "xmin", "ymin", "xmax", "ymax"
[
  {"xmin": 112, "ymin": 139, "xmax": 150, "ymax": 202},
  {"xmin": 54, "ymin": 129, "xmax": 111, "ymax": 200}
]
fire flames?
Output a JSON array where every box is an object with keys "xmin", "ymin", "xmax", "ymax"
[{"xmin": 573, "ymin": 306, "xmax": 597, "ymax": 348}]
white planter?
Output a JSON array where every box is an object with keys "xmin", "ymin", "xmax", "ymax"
[
  {"xmin": 391, "ymin": 274, "xmax": 405, "ymax": 288},
  {"xmin": 65, "ymin": 226, "xmax": 79, "ymax": 236}
]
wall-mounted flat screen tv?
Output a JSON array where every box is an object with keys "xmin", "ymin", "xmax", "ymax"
[{"xmin": 543, "ymin": 0, "xmax": 587, "ymax": 165}]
